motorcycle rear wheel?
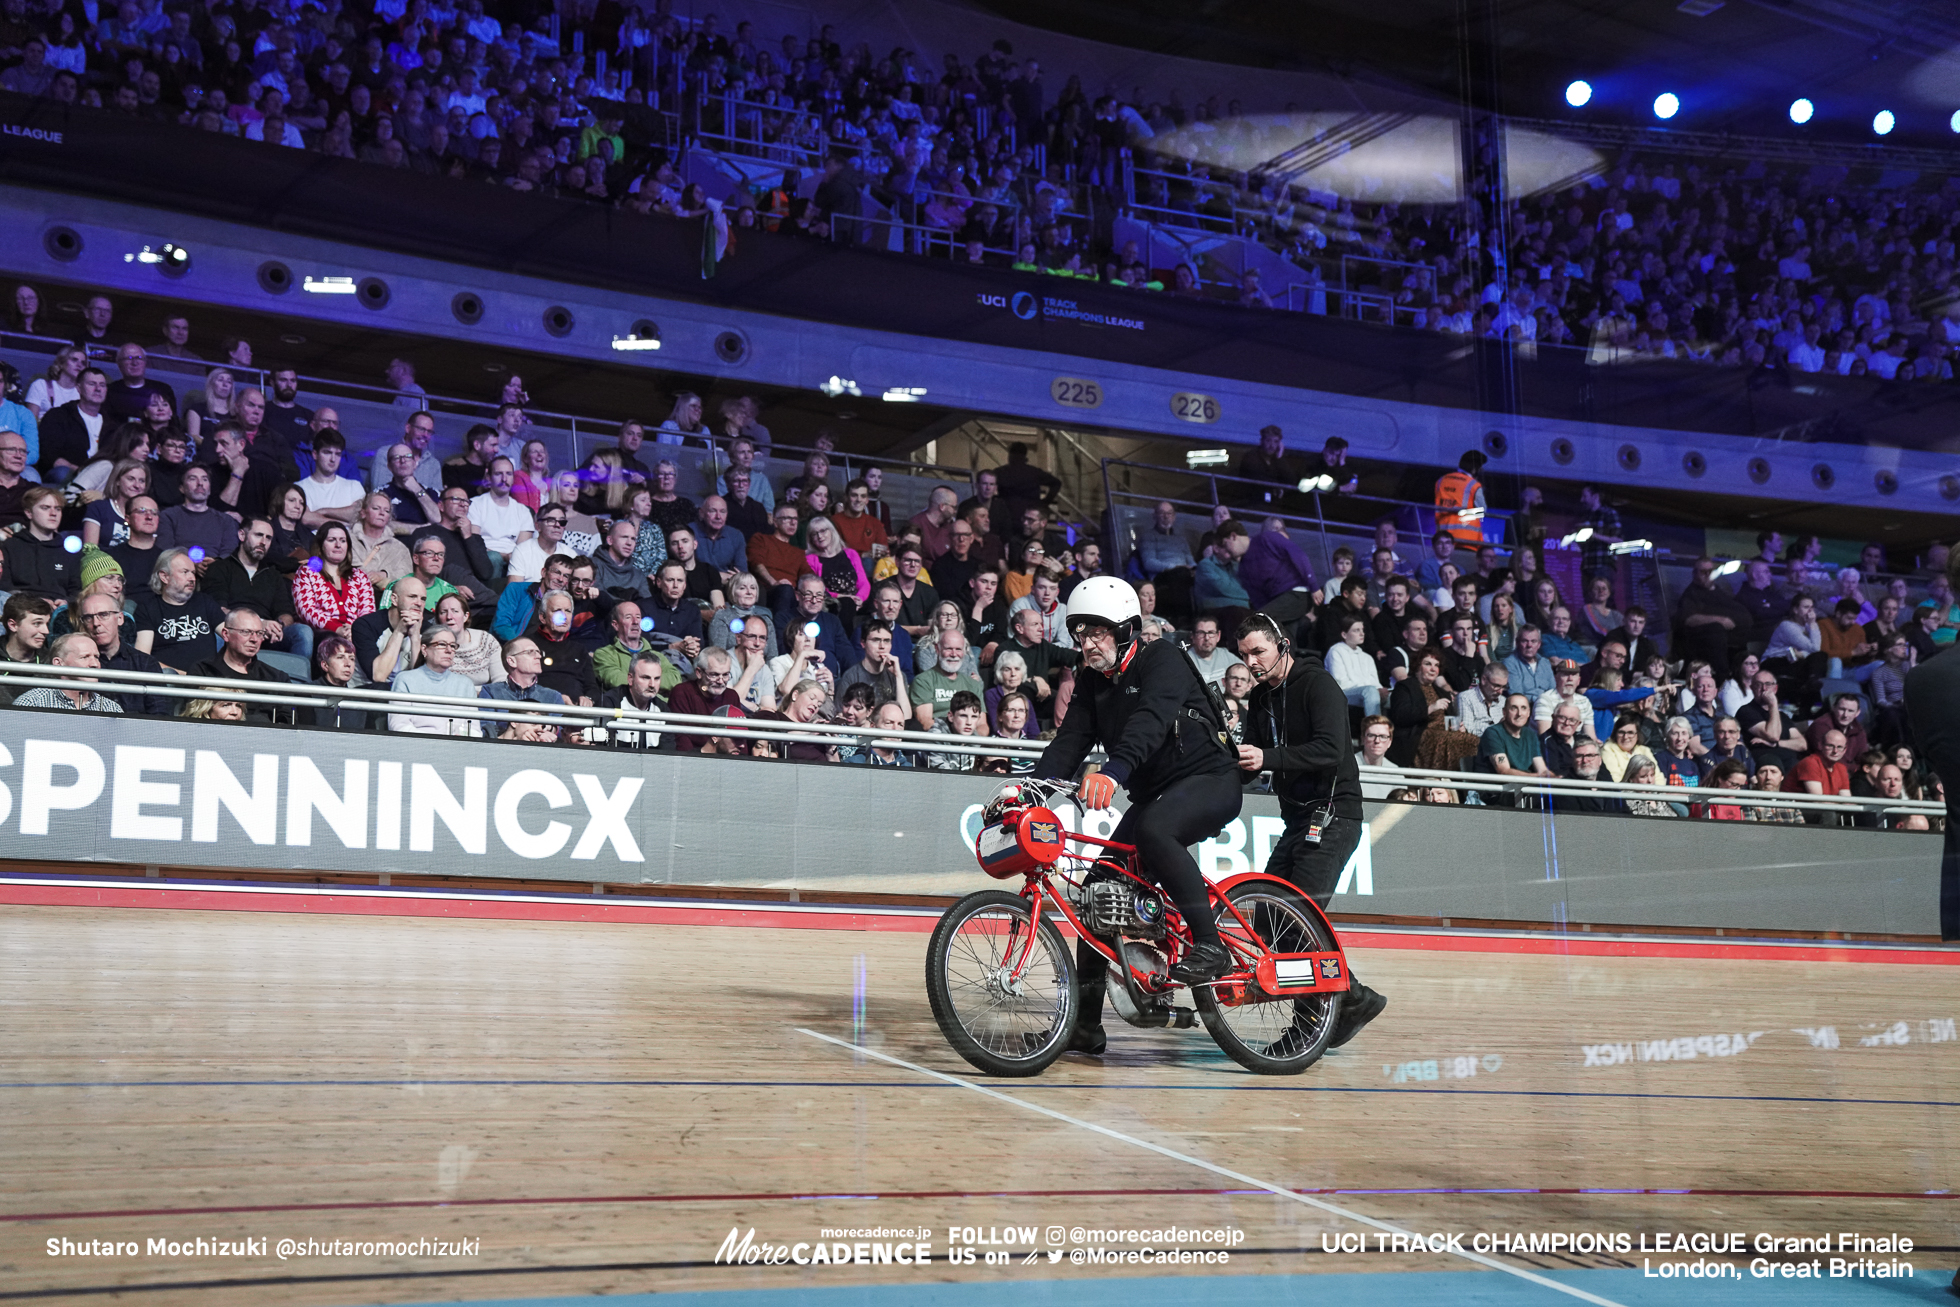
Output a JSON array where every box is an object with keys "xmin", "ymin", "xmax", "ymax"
[
  {"xmin": 926, "ymin": 889, "xmax": 1078, "ymax": 1077},
  {"xmin": 1195, "ymin": 882, "xmax": 1338, "ymax": 1075}
]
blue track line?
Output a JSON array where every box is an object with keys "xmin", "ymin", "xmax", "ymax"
[
  {"xmin": 2, "ymin": 1078, "xmax": 1957, "ymax": 1109},
  {"xmin": 371, "ymin": 1267, "xmax": 1954, "ymax": 1307}
]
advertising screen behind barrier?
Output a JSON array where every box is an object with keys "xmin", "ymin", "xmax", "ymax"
[{"xmin": 0, "ymin": 714, "xmax": 1939, "ymax": 935}]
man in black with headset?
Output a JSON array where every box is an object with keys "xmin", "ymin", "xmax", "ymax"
[{"xmin": 1234, "ymin": 611, "xmax": 1389, "ymax": 1048}]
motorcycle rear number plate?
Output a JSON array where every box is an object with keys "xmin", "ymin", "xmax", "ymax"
[{"xmin": 1257, "ymin": 953, "xmax": 1349, "ymax": 995}]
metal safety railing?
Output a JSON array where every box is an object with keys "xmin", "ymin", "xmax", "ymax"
[
  {"xmin": 1123, "ymin": 160, "xmax": 1240, "ymax": 235},
  {"xmin": 1098, "ymin": 453, "xmax": 1517, "ymax": 574},
  {"xmin": 0, "ymin": 662, "xmax": 1044, "ymax": 759},
  {"xmin": 691, "ymin": 83, "xmax": 828, "ymax": 170},
  {"xmin": 0, "ymin": 664, "xmax": 1942, "ymax": 824},
  {"xmin": 1338, "ymin": 254, "xmax": 1434, "ymax": 327},
  {"xmin": 1374, "ymin": 763, "xmax": 1939, "ymax": 822},
  {"xmin": 0, "ymin": 328, "xmax": 1007, "ymax": 515}
]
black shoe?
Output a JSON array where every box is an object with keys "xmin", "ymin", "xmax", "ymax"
[
  {"xmin": 1167, "ymin": 941, "xmax": 1231, "ymax": 986},
  {"xmin": 1067, "ymin": 1023, "xmax": 1107, "ymax": 1055},
  {"xmin": 1328, "ymin": 983, "xmax": 1387, "ymax": 1048}
]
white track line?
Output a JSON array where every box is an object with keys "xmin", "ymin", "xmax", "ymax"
[{"xmin": 797, "ymin": 1027, "xmax": 1627, "ymax": 1307}]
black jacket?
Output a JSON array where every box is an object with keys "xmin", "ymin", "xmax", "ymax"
[
  {"xmin": 408, "ymin": 523, "xmax": 499, "ymax": 599},
  {"xmin": 530, "ymin": 630, "xmax": 600, "ymax": 704},
  {"xmin": 101, "ymin": 642, "xmax": 176, "ymax": 716},
  {"xmin": 202, "ymin": 555, "xmax": 295, "ymax": 621},
  {"xmin": 1243, "ymin": 656, "xmax": 1364, "ymax": 820},
  {"xmin": 1552, "ymin": 793, "xmax": 1629, "ymax": 816},
  {"xmin": 598, "ymin": 684, "xmax": 666, "ymax": 749},
  {"xmin": 35, "ymin": 402, "xmax": 102, "ymax": 477},
  {"xmin": 1906, "ymin": 644, "xmax": 1960, "ymax": 940},
  {"xmin": 1, "ymin": 530, "xmax": 78, "ymax": 601},
  {"xmin": 189, "ymin": 653, "xmax": 313, "ymax": 725},
  {"xmin": 1385, "ymin": 677, "xmax": 1435, "ymax": 768},
  {"xmin": 1034, "ymin": 637, "xmax": 1234, "ymax": 801}
]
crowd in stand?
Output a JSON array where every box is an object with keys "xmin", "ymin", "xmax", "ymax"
[
  {"xmin": 0, "ymin": 316, "xmax": 1113, "ymax": 769},
  {"xmin": 3, "ymin": 0, "xmax": 1956, "ymax": 380},
  {"xmin": 0, "ymin": 297, "xmax": 1944, "ymax": 825},
  {"xmin": 1135, "ymin": 435, "xmax": 1950, "ymax": 830}
]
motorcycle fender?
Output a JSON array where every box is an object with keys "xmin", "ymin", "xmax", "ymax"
[
  {"xmin": 1214, "ymin": 871, "xmax": 1351, "ymax": 996},
  {"xmin": 1213, "ymin": 871, "xmax": 1346, "ymax": 940}
]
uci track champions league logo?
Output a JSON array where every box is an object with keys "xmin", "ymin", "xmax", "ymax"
[{"xmin": 976, "ymin": 290, "xmax": 1144, "ymax": 332}]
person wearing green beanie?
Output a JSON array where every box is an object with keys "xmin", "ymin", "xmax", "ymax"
[{"xmin": 78, "ymin": 545, "xmax": 122, "ymax": 594}]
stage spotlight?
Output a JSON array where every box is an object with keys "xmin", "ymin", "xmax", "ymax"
[
  {"xmin": 1564, "ymin": 80, "xmax": 1593, "ymax": 108},
  {"xmin": 1789, "ymin": 98, "xmax": 1813, "ymax": 125},
  {"xmin": 1652, "ymin": 92, "xmax": 1680, "ymax": 120},
  {"xmin": 1951, "ymin": 110, "xmax": 1960, "ymax": 133},
  {"xmin": 1873, "ymin": 110, "xmax": 1895, "ymax": 136}
]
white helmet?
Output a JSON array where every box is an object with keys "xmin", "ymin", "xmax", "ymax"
[{"xmin": 1065, "ymin": 575, "xmax": 1142, "ymax": 643}]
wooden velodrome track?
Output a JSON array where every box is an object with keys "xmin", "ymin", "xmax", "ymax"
[{"xmin": 1, "ymin": 872, "xmax": 1957, "ymax": 1307}]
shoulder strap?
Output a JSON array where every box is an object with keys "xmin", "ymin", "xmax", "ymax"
[{"xmin": 1157, "ymin": 639, "xmax": 1231, "ymax": 740}]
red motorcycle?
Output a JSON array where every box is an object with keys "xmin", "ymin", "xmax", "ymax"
[{"xmin": 925, "ymin": 779, "xmax": 1353, "ymax": 1077}]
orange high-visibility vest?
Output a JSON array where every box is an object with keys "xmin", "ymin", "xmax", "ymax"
[{"xmin": 1434, "ymin": 470, "xmax": 1485, "ymax": 543}]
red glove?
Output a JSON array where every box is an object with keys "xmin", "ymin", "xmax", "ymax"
[{"xmin": 1079, "ymin": 772, "xmax": 1118, "ymax": 811}]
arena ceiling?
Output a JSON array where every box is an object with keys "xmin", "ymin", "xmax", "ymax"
[{"xmin": 978, "ymin": 0, "xmax": 1960, "ymax": 143}]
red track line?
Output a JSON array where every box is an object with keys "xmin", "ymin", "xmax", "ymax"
[
  {"xmin": 4, "ymin": 1185, "xmax": 1952, "ymax": 1225},
  {"xmin": 1337, "ymin": 929, "xmax": 1960, "ymax": 966},
  {"xmin": 0, "ymin": 883, "xmax": 932, "ymax": 935},
  {"xmin": 2, "ymin": 880, "xmax": 1955, "ymax": 965}
]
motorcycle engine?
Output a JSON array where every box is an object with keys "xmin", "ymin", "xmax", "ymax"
[{"xmin": 1083, "ymin": 880, "xmax": 1167, "ymax": 939}]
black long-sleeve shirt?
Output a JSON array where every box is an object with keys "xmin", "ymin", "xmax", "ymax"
[{"xmin": 1243, "ymin": 657, "xmax": 1364, "ymax": 820}]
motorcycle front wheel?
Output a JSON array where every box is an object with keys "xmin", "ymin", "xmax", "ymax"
[{"xmin": 926, "ymin": 890, "xmax": 1078, "ymax": 1077}]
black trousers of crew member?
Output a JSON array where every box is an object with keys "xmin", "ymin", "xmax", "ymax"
[
  {"xmin": 1266, "ymin": 813, "xmax": 1362, "ymax": 909},
  {"xmin": 1077, "ymin": 769, "xmax": 1243, "ymax": 1027},
  {"xmin": 1265, "ymin": 812, "xmax": 1377, "ymax": 1005}
]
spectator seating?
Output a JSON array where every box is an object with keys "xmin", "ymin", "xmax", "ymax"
[{"xmin": 0, "ymin": 3, "xmax": 1955, "ymax": 387}]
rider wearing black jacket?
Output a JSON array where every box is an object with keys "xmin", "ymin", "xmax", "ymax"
[
  {"xmin": 1235, "ymin": 612, "xmax": 1387, "ymax": 1047},
  {"xmin": 1033, "ymin": 576, "xmax": 1243, "ymax": 1055}
]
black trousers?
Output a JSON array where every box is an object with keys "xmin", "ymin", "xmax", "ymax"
[
  {"xmin": 1077, "ymin": 769, "xmax": 1242, "ymax": 1026},
  {"xmin": 1264, "ymin": 812, "xmax": 1373, "ymax": 1001},
  {"xmin": 1266, "ymin": 813, "xmax": 1363, "ymax": 909},
  {"xmin": 1109, "ymin": 769, "xmax": 1244, "ymax": 942}
]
